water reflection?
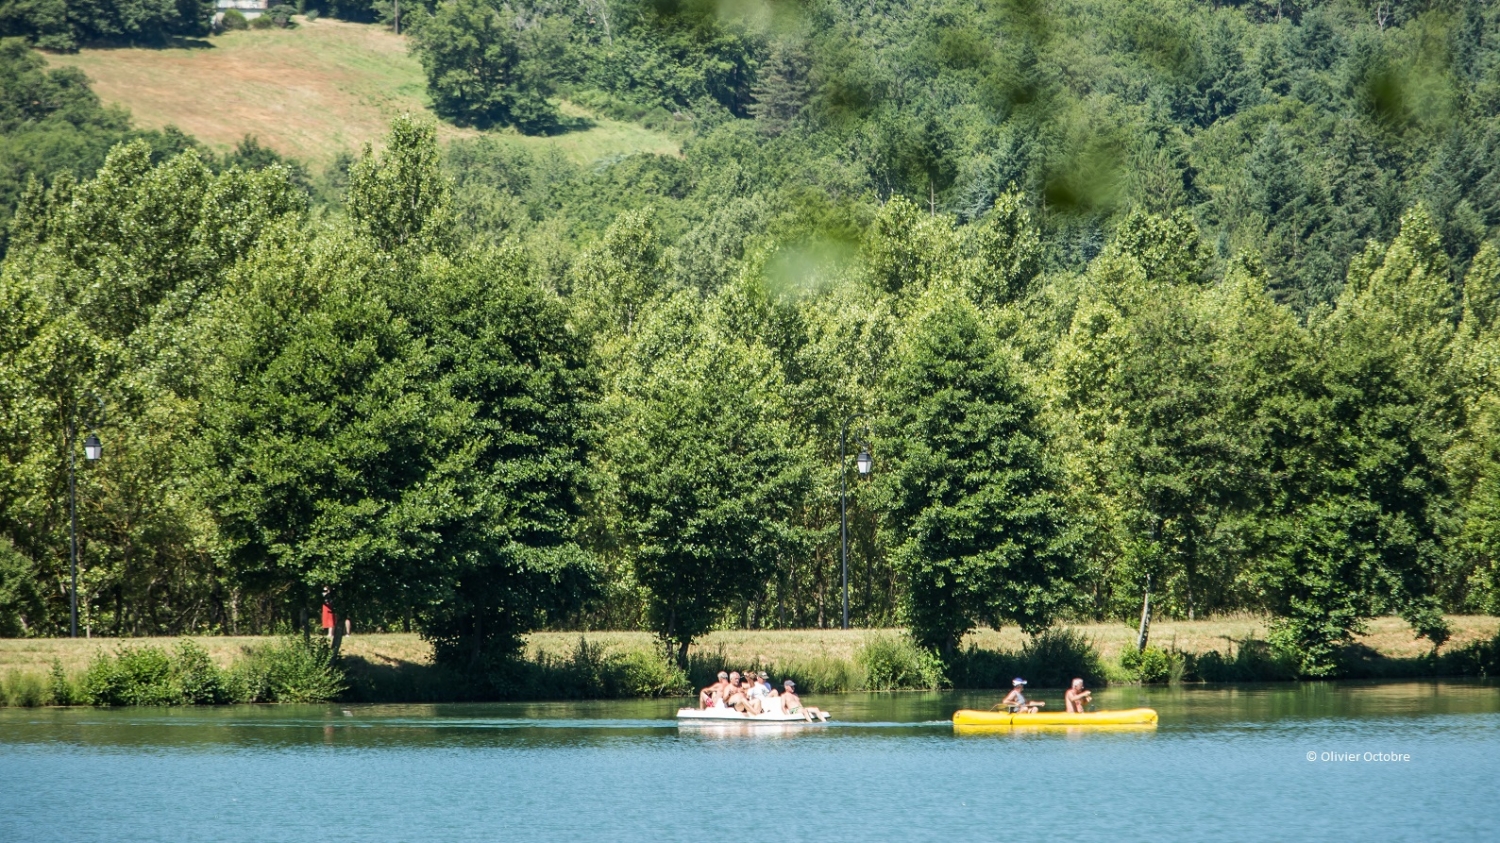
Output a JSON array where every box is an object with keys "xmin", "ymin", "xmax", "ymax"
[
  {"xmin": 675, "ymin": 721, "xmax": 830, "ymax": 740},
  {"xmin": 0, "ymin": 681, "xmax": 1494, "ymax": 751}
]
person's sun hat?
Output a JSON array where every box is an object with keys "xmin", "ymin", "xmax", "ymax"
[
  {"xmin": 783, "ymin": 679, "xmax": 795, "ymax": 688},
  {"xmin": 1012, "ymin": 678, "xmax": 1027, "ymax": 686}
]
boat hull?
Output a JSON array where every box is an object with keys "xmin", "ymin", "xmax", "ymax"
[
  {"xmin": 676, "ymin": 708, "xmax": 825, "ymax": 723},
  {"xmin": 951, "ymin": 708, "xmax": 1158, "ymax": 727}
]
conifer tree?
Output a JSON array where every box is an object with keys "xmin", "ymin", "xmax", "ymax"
[{"xmin": 747, "ymin": 41, "xmax": 810, "ymax": 137}]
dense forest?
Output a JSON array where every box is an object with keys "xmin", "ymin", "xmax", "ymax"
[
  {"xmin": 0, "ymin": 0, "xmax": 215, "ymax": 50},
  {"xmin": 3, "ymin": 0, "xmax": 1500, "ymax": 677}
]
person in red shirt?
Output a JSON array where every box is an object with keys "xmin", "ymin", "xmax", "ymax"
[{"xmin": 320, "ymin": 586, "xmax": 350, "ymax": 640}]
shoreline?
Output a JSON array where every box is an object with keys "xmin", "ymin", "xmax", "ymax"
[{"xmin": 2, "ymin": 617, "xmax": 1497, "ymax": 707}]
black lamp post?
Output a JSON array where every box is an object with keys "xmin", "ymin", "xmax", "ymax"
[
  {"xmin": 840, "ymin": 414, "xmax": 873, "ymax": 630},
  {"xmin": 68, "ymin": 399, "xmax": 104, "ymax": 639}
]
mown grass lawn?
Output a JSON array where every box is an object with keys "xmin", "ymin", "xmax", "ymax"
[{"xmin": 43, "ymin": 18, "xmax": 679, "ymax": 168}]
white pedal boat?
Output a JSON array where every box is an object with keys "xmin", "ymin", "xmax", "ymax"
[{"xmin": 676, "ymin": 707, "xmax": 829, "ymax": 723}]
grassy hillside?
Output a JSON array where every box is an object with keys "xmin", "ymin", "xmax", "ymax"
[{"xmin": 42, "ymin": 18, "xmax": 679, "ymax": 167}]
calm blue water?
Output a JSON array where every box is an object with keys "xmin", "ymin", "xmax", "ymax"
[{"xmin": 2, "ymin": 683, "xmax": 1497, "ymax": 842}]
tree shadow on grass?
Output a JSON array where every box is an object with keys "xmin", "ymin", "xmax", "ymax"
[
  {"xmin": 527, "ymin": 113, "xmax": 595, "ymax": 136},
  {"xmin": 340, "ymin": 640, "xmax": 694, "ymax": 703},
  {"xmin": 341, "ymin": 654, "xmax": 468, "ymax": 703},
  {"xmin": 469, "ymin": 112, "xmax": 594, "ymax": 137},
  {"xmin": 78, "ymin": 37, "xmax": 215, "ymax": 51},
  {"xmin": 1188, "ymin": 633, "xmax": 1500, "ymax": 682},
  {"xmin": 448, "ymin": 99, "xmax": 596, "ymax": 137}
]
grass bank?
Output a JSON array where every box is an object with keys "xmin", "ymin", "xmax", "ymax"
[
  {"xmin": 3, "ymin": 617, "xmax": 1498, "ymax": 706},
  {"xmin": 43, "ymin": 19, "xmax": 679, "ymax": 167}
]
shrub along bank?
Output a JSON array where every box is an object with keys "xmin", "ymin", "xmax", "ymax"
[
  {"xmin": 1108, "ymin": 632, "xmax": 1500, "ymax": 684},
  {"xmin": 1, "ymin": 638, "xmax": 346, "ymax": 707},
  {"xmin": 339, "ymin": 624, "xmax": 1500, "ymax": 701}
]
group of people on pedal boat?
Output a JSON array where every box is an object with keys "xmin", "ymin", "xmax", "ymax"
[
  {"xmin": 998, "ymin": 677, "xmax": 1093, "ymax": 714},
  {"xmin": 697, "ymin": 670, "xmax": 829, "ymax": 722}
]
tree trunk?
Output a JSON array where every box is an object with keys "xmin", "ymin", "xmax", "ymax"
[
  {"xmin": 1136, "ymin": 574, "xmax": 1152, "ymax": 652},
  {"xmin": 790, "ymin": 557, "xmax": 801, "ymax": 626},
  {"xmin": 469, "ymin": 612, "xmax": 483, "ymax": 670},
  {"xmin": 330, "ymin": 609, "xmax": 345, "ymax": 664},
  {"xmin": 777, "ymin": 575, "xmax": 786, "ymax": 628}
]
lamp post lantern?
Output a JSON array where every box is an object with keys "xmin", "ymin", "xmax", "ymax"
[
  {"xmin": 68, "ymin": 398, "xmax": 104, "ymax": 639},
  {"xmin": 840, "ymin": 414, "xmax": 873, "ymax": 630}
]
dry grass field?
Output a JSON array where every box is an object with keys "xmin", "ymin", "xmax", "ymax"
[
  {"xmin": 43, "ymin": 19, "xmax": 679, "ymax": 167},
  {"xmin": 5, "ymin": 616, "xmax": 1495, "ymax": 677},
  {"xmin": 971, "ymin": 615, "xmax": 1500, "ymax": 661}
]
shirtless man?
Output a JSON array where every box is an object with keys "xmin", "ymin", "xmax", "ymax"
[
  {"xmin": 1064, "ymin": 678, "xmax": 1093, "ymax": 713},
  {"xmin": 699, "ymin": 671, "xmax": 730, "ymax": 709},
  {"xmin": 780, "ymin": 680, "xmax": 829, "ymax": 722},
  {"xmin": 725, "ymin": 673, "xmax": 751, "ymax": 713},
  {"xmin": 1000, "ymin": 678, "xmax": 1043, "ymax": 713}
]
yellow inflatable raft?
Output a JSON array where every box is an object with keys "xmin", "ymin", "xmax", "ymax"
[{"xmin": 951, "ymin": 708, "xmax": 1158, "ymax": 727}]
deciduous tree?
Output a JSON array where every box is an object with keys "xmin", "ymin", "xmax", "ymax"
[{"xmin": 882, "ymin": 291, "xmax": 1071, "ymax": 657}]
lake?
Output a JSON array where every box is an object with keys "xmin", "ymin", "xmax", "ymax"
[{"xmin": 2, "ymin": 682, "xmax": 1497, "ymax": 841}]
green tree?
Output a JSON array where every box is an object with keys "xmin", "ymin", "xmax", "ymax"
[
  {"xmin": 609, "ymin": 291, "xmax": 810, "ymax": 665},
  {"xmin": 0, "ymin": 537, "xmax": 42, "ymax": 635},
  {"xmin": 1248, "ymin": 209, "xmax": 1456, "ymax": 673},
  {"xmin": 747, "ymin": 40, "xmax": 810, "ymax": 137},
  {"xmin": 0, "ymin": 38, "xmax": 185, "ymax": 258},
  {"xmin": 1443, "ymin": 243, "xmax": 1500, "ymax": 610},
  {"xmin": 0, "ymin": 0, "xmax": 213, "ymax": 50},
  {"xmin": 961, "ymin": 190, "xmax": 1044, "ymax": 309},
  {"xmin": 346, "ymin": 115, "xmax": 455, "ymax": 256},
  {"xmin": 1050, "ymin": 212, "xmax": 1242, "ymax": 632},
  {"xmin": 0, "ymin": 140, "xmax": 304, "ymax": 635},
  {"xmin": 411, "ymin": 0, "xmax": 562, "ymax": 134},
  {"xmin": 881, "ymin": 291, "xmax": 1071, "ymax": 657},
  {"xmin": 1461, "ymin": 241, "xmax": 1500, "ymax": 337},
  {"xmin": 201, "ymin": 121, "xmax": 595, "ymax": 665},
  {"xmin": 198, "ymin": 222, "xmax": 435, "ymax": 655},
  {"xmin": 1186, "ymin": 13, "xmax": 1256, "ymax": 127},
  {"xmin": 863, "ymin": 195, "xmax": 966, "ymax": 299},
  {"xmin": 399, "ymin": 250, "xmax": 599, "ymax": 670},
  {"xmin": 569, "ymin": 206, "xmax": 673, "ymax": 340}
]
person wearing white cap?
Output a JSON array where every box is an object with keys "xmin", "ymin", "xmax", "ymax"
[{"xmin": 1000, "ymin": 678, "xmax": 1043, "ymax": 713}]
